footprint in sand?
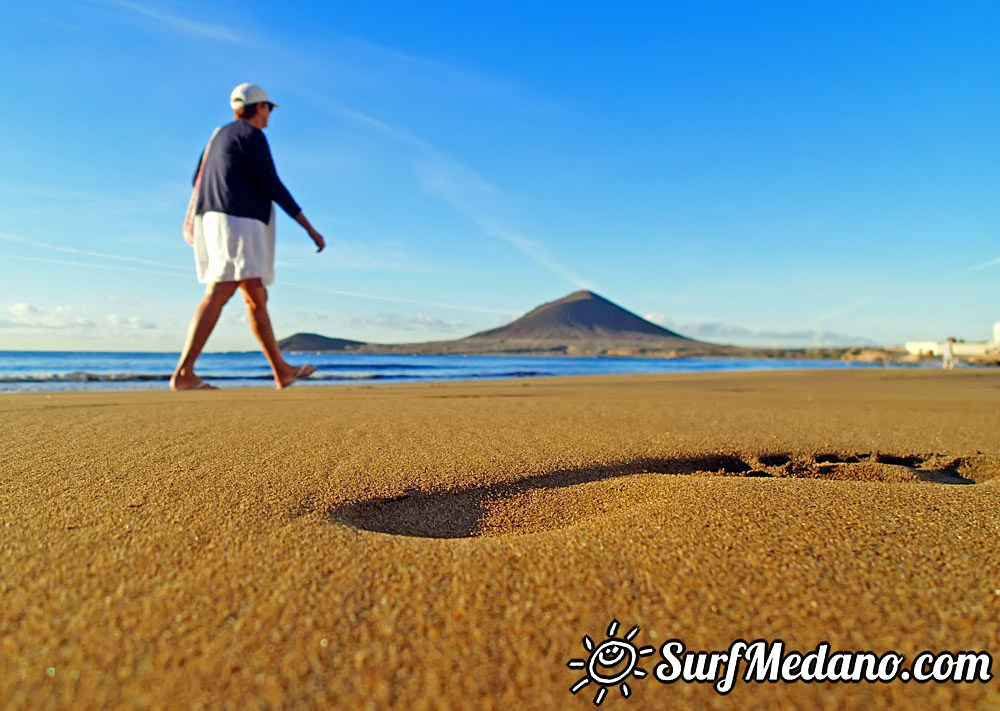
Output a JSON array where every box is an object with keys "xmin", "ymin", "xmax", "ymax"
[{"xmin": 327, "ymin": 452, "xmax": 982, "ymax": 540}]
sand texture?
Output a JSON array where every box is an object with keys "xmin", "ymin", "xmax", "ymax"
[{"xmin": 3, "ymin": 369, "xmax": 1000, "ymax": 710}]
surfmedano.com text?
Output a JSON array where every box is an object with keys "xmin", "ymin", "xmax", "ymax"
[{"xmin": 653, "ymin": 639, "xmax": 994, "ymax": 695}]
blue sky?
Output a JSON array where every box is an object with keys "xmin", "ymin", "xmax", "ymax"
[{"xmin": 2, "ymin": 1, "xmax": 998, "ymax": 351}]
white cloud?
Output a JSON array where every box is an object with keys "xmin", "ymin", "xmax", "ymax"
[
  {"xmin": 1, "ymin": 303, "xmax": 97, "ymax": 331},
  {"xmin": 0, "ymin": 303, "xmax": 163, "ymax": 345},
  {"xmin": 106, "ymin": 314, "xmax": 157, "ymax": 330},
  {"xmin": 8, "ymin": 303, "xmax": 39, "ymax": 318},
  {"xmin": 91, "ymin": 0, "xmax": 253, "ymax": 45},
  {"xmin": 644, "ymin": 313, "xmax": 877, "ymax": 348},
  {"xmin": 344, "ymin": 312, "xmax": 468, "ymax": 333}
]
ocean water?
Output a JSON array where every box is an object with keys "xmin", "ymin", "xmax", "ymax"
[{"xmin": 0, "ymin": 350, "xmax": 893, "ymax": 393}]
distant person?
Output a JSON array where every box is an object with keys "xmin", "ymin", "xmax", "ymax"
[
  {"xmin": 941, "ymin": 337, "xmax": 957, "ymax": 370},
  {"xmin": 172, "ymin": 83, "xmax": 326, "ymax": 390}
]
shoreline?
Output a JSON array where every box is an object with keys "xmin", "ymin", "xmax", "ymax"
[
  {"xmin": 0, "ymin": 351, "xmax": 952, "ymax": 395},
  {"xmin": 3, "ymin": 370, "xmax": 999, "ymax": 709}
]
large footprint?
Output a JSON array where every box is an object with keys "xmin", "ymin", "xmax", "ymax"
[{"xmin": 329, "ymin": 451, "xmax": 980, "ymax": 539}]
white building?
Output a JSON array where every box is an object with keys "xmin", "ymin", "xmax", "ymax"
[{"xmin": 905, "ymin": 322, "xmax": 1000, "ymax": 357}]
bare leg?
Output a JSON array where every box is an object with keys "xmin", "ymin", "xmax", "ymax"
[
  {"xmin": 170, "ymin": 282, "xmax": 240, "ymax": 390},
  {"xmin": 240, "ymin": 278, "xmax": 315, "ymax": 388}
]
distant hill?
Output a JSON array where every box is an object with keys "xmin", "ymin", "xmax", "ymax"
[
  {"xmin": 282, "ymin": 291, "xmax": 859, "ymax": 358},
  {"xmin": 424, "ymin": 290, "xmax": 717, "ymax": 356},
  {"xmin": 278, "ymin": 333, "xmax": 366, "ymax": 352},
  {"xmin": 278, "ymin": 291, "xmax": 732, "ymax": 357},
  {"xmin": 467, "ymin": 290, "xmax": 687, "ymax": 341}
]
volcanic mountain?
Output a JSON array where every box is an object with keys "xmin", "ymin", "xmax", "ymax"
[
  {"xmin": 467, "ymin": 290, "xmax": 686, "ymax": 342},
  {"xmin": 279, "ymin": 291, "xmax": 726, "ymax": 356},
  {"xmin": 432, "ymin": 290, "xmax": 717, "ymax": 355},
  {"xmin": 281, "ymin": 291, "xmax": 730, "ymax": 356}
]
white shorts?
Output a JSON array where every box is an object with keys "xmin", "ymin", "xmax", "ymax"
[{"xmin": 193, "ymin": 210, "xmax": 275, "ymax": 286}]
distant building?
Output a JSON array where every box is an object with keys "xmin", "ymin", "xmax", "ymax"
[{"xmin": 905, "ymin": 322, "xmax": 1000, "ymax": 357}]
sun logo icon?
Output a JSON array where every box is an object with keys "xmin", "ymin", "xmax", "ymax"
[{"xmin": 567, "ymin": 619, "xmax": 655, "ymax": 705}]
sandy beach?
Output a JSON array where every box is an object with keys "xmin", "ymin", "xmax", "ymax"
[{"xmin": 2, "ymin": 369, "xmax": 999, "ymax": 710}]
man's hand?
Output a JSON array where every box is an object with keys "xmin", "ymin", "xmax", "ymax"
[
  {"xmin": 294, "ymin": 212, "xmax": 325, "ymax": 253},
  {"xmin": 309, "ymin": 228, "xmax": 326, "ymax": 253}
]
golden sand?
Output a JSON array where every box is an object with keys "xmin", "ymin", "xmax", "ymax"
[{"xmin": 2, "ymin": 369, "xmax": 999, "ymax": 710}]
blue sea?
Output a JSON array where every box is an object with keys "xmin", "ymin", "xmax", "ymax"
[{"xmin": 0, "ymin": 350, "xmax": 895, "ymax": 393}]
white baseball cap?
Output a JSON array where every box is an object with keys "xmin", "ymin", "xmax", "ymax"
[{"xmin": 230, "ymin": 83, "xmax": 277, "ymax": 110}]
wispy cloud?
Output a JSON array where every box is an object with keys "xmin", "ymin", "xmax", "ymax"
[
  {"xmin": 279, "ymin": 239, "xmax": 441, "ymax": 274},
  {"xmin": 90, "ymin": 0, "xmax": 253, "ymax": 45},
  {"xmin": 281, "ymin": 280, "xmax": 516, "ymax": 316},
  {"xmin": 6, "ymin": 233, "xmax": 507, "ymax": 318},
  {"xmin": 5, "ymin": 254, "xmax": 192, "ymax": 280},
  {"xmin": 320, "ymin": 101, "xmax": 594, "ymax": 290},
  {"xmin": 344, "ymin": 312, "xmax": 468, "ymax": 333},
  {"xmin": 0, "ymin": 303, "xmax": 96, "ymax": 331},
  {"xmin": 335, "ymin": 32, "xmax": 520, "ymax": 100},
  {"xmin": 411, "ymin": 161, "xmax": 595, "ymax": 290},
  {"xmin": 2, "ymin": 234, "xmax": 189, "ymax": 276},
  {"xmin": 967, "ymin": 256, "xmax": 1000, "ymax": 272},
  {"xmin": 812, "ymin": 300, "xmax": 870, "ymax": 326},
  {"xmin": 644, "ymin": 314, "xmax": 877, "ymax": 347},
  {"xmin": 0, "ymin": 303, "xmax": 160, "ymax": 343},
  {"xmin": 0, "ymin": 183, "xmax": 121, "ymax": 202},
  {"xmin": 105, "ymin": 314, "xmax": 157, "ymax": 330}
]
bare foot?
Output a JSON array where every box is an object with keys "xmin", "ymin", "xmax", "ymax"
[
  {"xmin": 170, "ymin": 373, "xmax": 218, "ymax": 391},
  {"xmin": 276, "ymin": 364, "xmax": 317, "ymax": 389}
]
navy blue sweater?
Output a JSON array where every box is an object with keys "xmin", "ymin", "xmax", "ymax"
[{"xmin": 194, "ymin": 121, "xmax": 301, "ymax": 224}]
